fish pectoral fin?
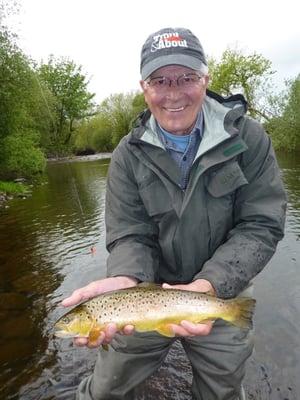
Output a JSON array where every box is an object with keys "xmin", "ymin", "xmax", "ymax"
[
  {"xmin": 155, "ymin": 324, "xmax": 175, "ymax": 338},
  {"xmin": 88, "ymin": 325, "xmax": 103, "ymax": 342},
  {"xmin": 88, "ymin": 324, "xmax": 109, "ymax": 349}
]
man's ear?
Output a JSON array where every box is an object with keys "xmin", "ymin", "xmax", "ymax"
[
  {"xmin": 204, "ymin": 74, "xmax": 210, "ymax": 86},
  {"xmin": 139, "ymin": 80, "xmax": 147, "ymax": 91}
]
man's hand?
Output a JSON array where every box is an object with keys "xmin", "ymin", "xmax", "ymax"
[
  {"xmin": 162, "ymin": 279, "xmax": 215, "ymax": 337},
  {"xmin": 61, "ymin": 276, "xmax": 137, "ymax": 348}
]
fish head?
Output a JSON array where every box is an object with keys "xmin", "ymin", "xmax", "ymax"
[{"xmin": 54, "ymin": 305, "xmax": 94, "ymax": 338}]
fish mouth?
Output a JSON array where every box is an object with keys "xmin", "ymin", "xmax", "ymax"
[
  {"xmin": 54, "ymin": 329, "xmax": 88, "ymax": 338},
  {"xmin": 54, "ymin": 330, "xmax": 76, "ymax": 338}
]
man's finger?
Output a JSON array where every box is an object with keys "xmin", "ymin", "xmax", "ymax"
[
  {"xmin": 74, "ymin": 337, "xmax": 89, "ymax": 346},
  {"xmin": 162, "ymin": 283, "xmax": 187, "ymax": 290},
  {"xmin": 61, "ymin": 287, "xmax": 97, "ymax": 307},
  {"xmin": 180, "ymin": 320, "xmax": 212, "ymax": 335},
  {"xmin": 123, "ymin": 325, "xmax": 135, "ymax": 335},
  {"xmin": 168, "ymin": 324, "xmax": 188, "ymax": 336},
  {"xmin": 102, "ymin": 324, "xmax": 118, "ymax": 344},
  {"xmin": 61, "ymin": 289, "xmax": 86, "ymax": 307}
]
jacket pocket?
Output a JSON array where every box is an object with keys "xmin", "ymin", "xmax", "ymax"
[
  {"xmin": 206, "ymin": 161, "xmax": 248, "ymax": 197},
  {"xmin": 205, "ymin": 161, "xmax": 249, "ymax": 253},
  {"xmin": 139, "ymin": 179, "xmax": 173, "ymax": 217}
]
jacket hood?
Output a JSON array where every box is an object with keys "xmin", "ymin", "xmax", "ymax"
[{"xmin": 129, "ymin": 90, "xmax": 247, "ymax": 143}]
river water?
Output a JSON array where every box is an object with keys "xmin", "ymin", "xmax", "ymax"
[{"xmin": 0, "ymin": 153, "xmax": 299, "ymax": 400}]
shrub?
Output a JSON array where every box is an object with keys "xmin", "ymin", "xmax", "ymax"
[{"xmin": 0, "ymin": 130, "xmax": 46, "ymax": 179}]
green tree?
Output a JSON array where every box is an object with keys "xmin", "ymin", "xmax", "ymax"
[
  {"xmin": 208, "ymin": 48, "xmax": 274, "ymax": 120},
  {"xmin": 99, "ymin": 93, "xmax": 133, "ymax": 148},
  {"xmin": 132, "ymin": 92, "xmax": 146, "ymax": 116},
  {"xmin": 266, "ymin": 76, "xmax": 300, "ymax": 151},
  {"xmin": 0, "ymin": 0, "xmax": 19, "ymax": 27},
  {"xmin": 38, "ymin": 57, "xmax": 95, "ymax": 151},
  {"xmin": 1, "ymin": 130, "xmax": 46, "ymax": 179},
  {"xmin": 0, "ymin": 30, "xmax": 48, "ymax": 178},
  {"xmin": 99, "ymin": 91, "xmax": 145, "ymax": 147},
  {"xmin": 74, "ymin": 91, "xmax": 145, "ymax": 153},
  {"xmin": 75, "ymin": 115, "xmax": 114, "ymax": 154}
]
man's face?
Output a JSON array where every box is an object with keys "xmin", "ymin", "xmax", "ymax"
[{"xmin": 140, "ymin": 65, "xmax": 209, "ymax": 136}]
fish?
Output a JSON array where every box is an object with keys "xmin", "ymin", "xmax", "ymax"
[{"xmin": 54, "ymin": 285, "xmax": 256, "ymax": 341}]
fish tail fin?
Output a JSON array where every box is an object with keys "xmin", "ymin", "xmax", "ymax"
[{"xmin": 226, "ymin": 297, "xmax": 256, "ymax": 329}]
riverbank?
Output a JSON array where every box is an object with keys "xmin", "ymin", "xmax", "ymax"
[
  {"xmin": 0, "ymin": 180, "xmax": 30, "ymax": 207},
  {"xmin": 47, "ymin": 152, "xmax": 112, "ymax": 163},
  {"xmin": 0, "ymin": 153, "xmax": 112, "ymax": 207}
]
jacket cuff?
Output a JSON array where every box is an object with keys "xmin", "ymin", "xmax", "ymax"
[{"xmin": 193, "ymin": 265, "xmax": 246, "ymax": 299}]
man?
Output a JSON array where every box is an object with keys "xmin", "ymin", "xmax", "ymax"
[{"xmin": 63, "ymin": 27, "xmax": 286, "ymax": 400}]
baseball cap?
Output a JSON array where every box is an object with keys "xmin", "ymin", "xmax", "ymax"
[{"xmin": 140, "ymin": 27, "xmax": 207, "ymax": 80}]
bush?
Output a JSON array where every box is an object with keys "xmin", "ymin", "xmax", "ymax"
[
  {"xmin": 0, "ymin": 130, "xmax": 46, "ymax": 179},
  {"xmin": 266, "ymin": 77, "xmax": 300, "ymax": 151},
  {"xmin": 74, "ymin": 115, "xmax": 114, "ymax": 153},
  {"xmin": 74, "ymin": 91, "xmax": 146, "ymax": 154}
]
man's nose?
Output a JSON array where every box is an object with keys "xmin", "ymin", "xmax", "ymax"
[
  {"xmin": 165, "ymin": 84, "xmax": 182, "ymax": 99},
  {"xmin": 168, "ymin": 78, "xmax": 178, "ymax": 87}
]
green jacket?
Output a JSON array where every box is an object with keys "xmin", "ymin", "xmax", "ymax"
[{"xmin": 105, "ymin": 91, "xmax": 286, "ymax": 298}]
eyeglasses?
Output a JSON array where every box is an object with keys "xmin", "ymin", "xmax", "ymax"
[{"xmin": 145, "ymin": 73, "xmax": 205, "ymax": 91}]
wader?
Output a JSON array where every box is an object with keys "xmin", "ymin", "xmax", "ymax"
[{"xmin": 76, "ymin": 320, "xmax": 253, "ymax": 400}]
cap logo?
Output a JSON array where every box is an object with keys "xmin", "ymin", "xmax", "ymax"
[{"xmin": 151, "ymin": 32, "xmax": 188, "ymax": 53}]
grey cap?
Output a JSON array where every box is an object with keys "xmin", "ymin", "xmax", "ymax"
[{"xmin": 140, "ymin": 27, "xmax": 207, "ymax": 80}]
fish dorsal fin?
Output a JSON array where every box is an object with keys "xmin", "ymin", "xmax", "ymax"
[
  {"xmin": 205, "ymin": 289, "xmax": 216, "ymax": 297},
  {"xmin": 137, "ymin": 282, "xmax": 161, "ymax": 288}
]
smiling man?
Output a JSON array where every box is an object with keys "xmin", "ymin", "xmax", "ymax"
[
  {"xmin": 141, "ymin": 65, "xmax": 208, "ymax": 134},
  {"xmin": 63, "ymin": 27, "xmax": 286, "ymax": 400}
]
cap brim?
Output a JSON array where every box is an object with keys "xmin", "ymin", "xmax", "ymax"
[{"xmin": 141, "ymin": 54, "xmax": 205, "ymax": 80}]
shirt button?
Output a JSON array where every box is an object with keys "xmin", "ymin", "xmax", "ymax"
[{"xmin": 183, "ymin": 156, "xmax": 187, "ymax": 161}]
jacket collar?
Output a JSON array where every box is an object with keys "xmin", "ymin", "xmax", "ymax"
[
  {"xmin": 129, "ymin": 90, "xmax": 247, "ymax": 157},
  {"xmin": 127, "ymin": 91, "xmax": 248, "ymax": 194}
]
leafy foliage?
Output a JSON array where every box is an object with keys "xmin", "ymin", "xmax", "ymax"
[
  {"xmin": 74, "ymin": 91, "xmax": 146, "ymax": 153},
  {"xmin": 75, "ymin": 115, "xmax": 113, "ymax": 153},
  {"xmin": 99, "ymin": 92, "xmax": 138, "ymax": 146},
  {"xmin": 0, "ymin": 130, "xmax": 46, "ymax": 179},
  {"xmin": 38, "ymin": 57, "xmax": 95, "ymax": 151},
  {"xmin": 208, "ymin": 48, "xmax": 274, "ymax": 120},
  {"xmin": 266, "ymin": 76, "xmax": 300, "ymax": 151},
  {"xmin": 0, "ymin": 29, "xmax": 49, "ymax": 177},
  {"xmin": 0, "ymin": 180, "xmax": 28, "ymax": 195}
]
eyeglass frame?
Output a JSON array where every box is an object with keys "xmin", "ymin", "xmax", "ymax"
[{"xmin": 144, "ymin": 72, "xmax": 206, "ymax": 91}]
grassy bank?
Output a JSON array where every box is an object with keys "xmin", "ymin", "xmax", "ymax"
[{"xmin": 0, "ymin": 180, "xmax": 28, "ymax": 197}]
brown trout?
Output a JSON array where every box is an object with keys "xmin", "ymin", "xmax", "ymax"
[{"xmin": 54, "ymin": 285, "xmax": 255, "ymax": 340}]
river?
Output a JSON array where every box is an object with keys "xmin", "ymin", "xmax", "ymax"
[{"xmin": 0, "ymin": 153, "xmax": 299, "ymax": 400}]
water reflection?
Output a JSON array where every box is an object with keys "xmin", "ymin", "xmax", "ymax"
[
  {"xmin": 0, "ymin": 154, "xmax": 299, "ymax": 400},
  {"xmin": 277, "ymin": 153, "xmax": 300, "ymax": 235},
  {"xmin": 0, "ymin": 158, "xmax": 109, "ymax": 400}
]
